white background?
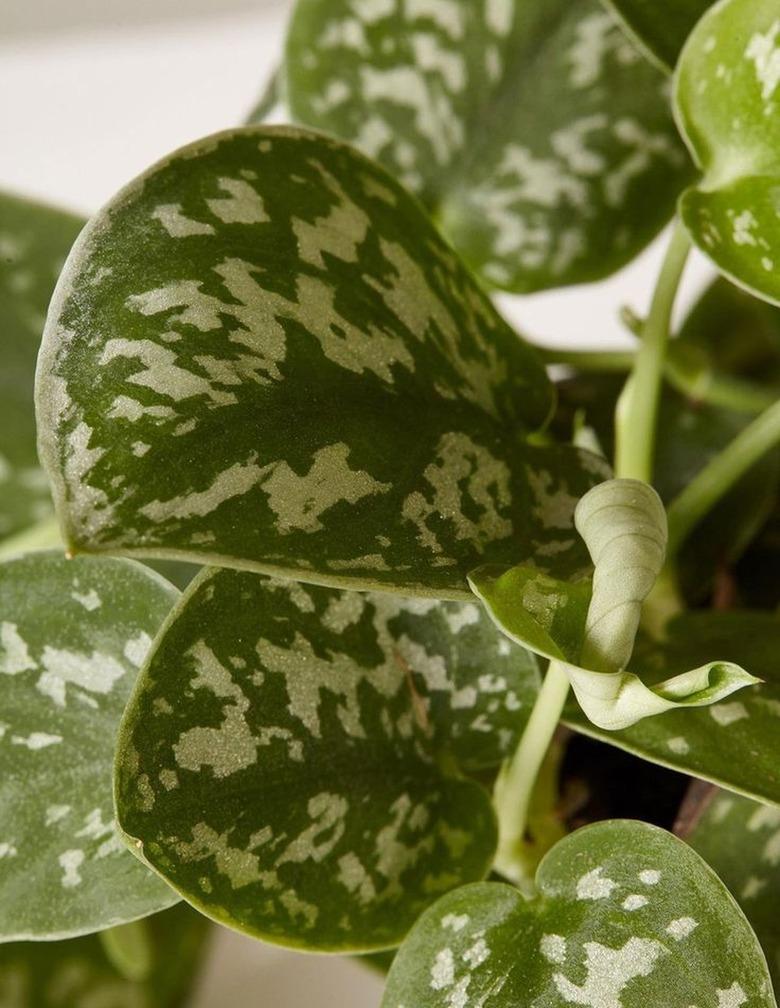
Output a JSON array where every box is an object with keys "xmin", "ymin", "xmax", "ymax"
[{"xmin": 0, "ymin": 2, "xmax": 714, "ymax": 1003}]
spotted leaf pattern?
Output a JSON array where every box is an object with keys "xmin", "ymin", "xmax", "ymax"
[
  {"xmin": 603, "ymin": 0, "xmax": 714, "ymax": 71},
  {"xmin": 0, "ymin": 904, "xmax": 209, "ymax": 1008},
  {"xmin": 688, "ymin": 790, "xmax": 780, "ymax": 990},
  {"xmin": 675, "ymin": 0, "xmax": 780, "ymax": 306},
  {"xmin": 111, "ymin": 567, "xmax": 545, "ymax": 950},
  {"xmin": 565, "ymin": 611, "xmax": 780, "ymax": 805},
  {"xmin": 36, "ymin": 126, "xmax": 606, "ymax": 598},
  {"xmin": 0, "ymin": 552, "xmax": 179, "ymax": 941},
  {"xmin": 0, "ymin": 193, "xmax": 83, "ymax": 544},
  {"xmin": 383, "ymin": 821, "xmax": 776, "ymax": 1008}
]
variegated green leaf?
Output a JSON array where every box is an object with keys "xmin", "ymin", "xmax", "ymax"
[
  {"xmin": 383, "ymin": 821, "xmax": 776, "ymax": 1008},
  {"xmin": 688, "ymin": 790, "xmax": 780, "ymax": 989},
  {"xmin": 112, "ymin": 567, "xmax": 535, "ymax": 951},
  {"xmin": 0, "ymin": 552, "xmax": 179, "ymax": 941},
  {"xmin": 675, "ymin": 0, "xmax": 780, "ymax": 306},
  {"xmin": 0, "ymin": 904, "xmax": 209, "ymax": 1007},
  {"xmin": 565, "ymin": 611, "xmax": 780, "ymax": 805},
  {"xmin": 0, "ymin": 193, "xmax": 83, "ymax": 544},
  {"xmin": 36, "ymin": 125, "xmax": 606, "ymax": 598},
  {"xmin": 471, "ymin": 479, "xmax": 755, "ymax": 730},
  {"xmin": 281, "ymin": 0, "xmax": 691, "ymax": 293},
  {"xmin": 602, "ymin": 0, "xmax": 714, "ymax": 71}
]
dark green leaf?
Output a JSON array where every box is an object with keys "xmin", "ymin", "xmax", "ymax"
[
  {"xmin": 688, "ymin": 789, "xmax": 780, "ymax": 990},
  {"xmin": 0, "ymin": 192, "xmax": 83, "ymax": 544},
  {"xmin": 675, "ymin": 0, "xmax": 780, "ymax": 306},
  {"xmin": 602, "ymin": 0, "xmax": 714, "ymax": 71},
  {"xmin": 281, "ymin": 0, "xmax": 691, "ymax": 292},
  {"xmin": 114, "ymin": 568, "xmax": 533, "ymax": 951},
  {"xmin": 0, "ymin": 904, "xmax": 209, "ymax": 1007},
  {"xmin": 384, "ymin": 821, "xmax": 776, "ymax": 1008},
  {"xmin": 0, "ymin": 552, "xmax": 179, "ymax": 940},
  {"xmin": 36, "ymin": 125, "xmax": 606, "ymax": 598}
]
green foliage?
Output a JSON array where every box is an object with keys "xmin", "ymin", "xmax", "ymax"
[
  {"xmin": 114, "ymin": 568, "xmax": 543, "ymax": 950},
  {"xmin": 0, "ymin": 904, "xmax": 209, "ymax": 1007},
  {"xmin": 384, "ymin": 821, "xmax": 776, "ymax": 1008},
  {"xmin": 279, "ymin": 0, "xmax": 692, "ymax": 292},
  {"xmin": 675, "ymin": 0, "xmax": 780, "ymax": 306},
  {"xmin": 0, "ymin": 552, "xmax": 179, "ymax": 940},
  {"xmin": 602, "ymin": 0, "xmax": 714, "ymax": 71}
]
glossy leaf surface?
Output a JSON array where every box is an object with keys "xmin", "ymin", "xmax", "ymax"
[
  {"xmin": 675, "ymin": 0, "xmax": 780, "ymax": 306},
  {"xmin": 0, "ymin": 904, "xmax": 209, "ymax": 1008},
  {"xmin": 114, "ymin": 568, "xmax": 532, "ymax": 950},
  {"xmin": 688, "ymin": 790, "xmax": 780, "ymax": 989},
  {"xmin": 565, "ymin": 611, "xmax": 780, "ymax": 805},
  {"xmin": 0, "ymin": 192, "xmax": 82, "ymax": 543},
  {"xmin": 384, "ymin": 821, "xmax": 775, "ymax": 1008},
  {"xmin": 0, "ymin": 552, "xmax": 179, "ymax": 941},
  {"xmin": 36, "ymin": 125, "xmax": 606, "ymax": 598},
  {"xmin": 603, "ymin": 0, "xmax": 714, "ymax": 70},
  {"xmin": 283, "ymin": 0, "xmax": 690, "ymax": 292}
]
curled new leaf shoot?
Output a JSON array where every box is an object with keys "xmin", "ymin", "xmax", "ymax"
[{"xmin": 568, "ymin": 479, "xmax": 758, "ymax": 730}]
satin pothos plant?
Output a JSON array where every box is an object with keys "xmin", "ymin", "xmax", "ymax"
[{"xmin": 3, "ymin": 0, "xmax": 780, "ymax": 1004}]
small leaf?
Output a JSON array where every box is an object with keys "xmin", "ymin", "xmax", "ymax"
[
  {"xmin": 0, "ymin": 904, "xmax": 209, "ymax": 1008},
  {"xmin": 0, "ymin": 551, "xmax": 179, "ymax": 941},
  {"xmin": 602, "ymin": 0, "xmax": 714, "ymax": 71},
  {"xmin": 472, "ymin": 479, "xmax": 756, "ymax": 730},
  {"xmin": 281, "ymin": 0, "xmax": 691, "ymax": 293},
  {"xmin": 0, "ymin": 192, "xmax": 83, "ymax": 544},
  {"xmin": 114, "ymin": 569, "xmax": 530, "ymax": 951},
  {"xmin": 383, "ymin": 821, "xmax": 776, "ymax": 1008},
  {"xmin": 674, "ymin": 0, "xmax": 780, "ymax": 306},
  {"xmin": 688, "ymin": 790, "xmax": 780, "ymax": 990},
  {"xmin": 36, "ymin": 125, "xmax": 606, "ymax": 598},
  {"xmin": 565, "ymin": 611, "xmax": 780, "ymax": 806}
]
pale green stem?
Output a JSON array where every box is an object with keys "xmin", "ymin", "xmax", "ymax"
[
  {"xmin": 614, "ymin": 223, "xmax": 692, "ymax": 482},
  {"xmin": 493, "ymin": 660, "xmax": 570, "ymax": 884},
  {"xmin": 0, "ymin": 514, "xmax": 63, "ymax": 562},
  {"xmin": 666, "ymin": 397, "xmax": 780, "ymax": 560},
  {"xmin": 99, "ymin": 920, "xmax": 153, "ymax": 983}
]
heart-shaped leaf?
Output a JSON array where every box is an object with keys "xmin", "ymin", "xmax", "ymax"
[
  {"xmin": 471, "ymin": 479, "xmax": 755, "ymax": 730},
  {"xmin": 113, "ymin": 567, "xmax": 536, "ymax": 951},
  {"xmin": 565, "ymin": 611, "xmax": 780, "ymax": 806},
  {"xmin": 675, "ymin": 0, "xmax": 780, "ymax": 306},
  {"xmin": 36, "ymin": 125, "xmax": 606, "ymax": 598},
  {"xmin": 688, "ymin": 789, "xmax": 780, "ymax": 989},
  {"xmin": 602, "ymin": 0, "xmax": 714, "ymax": 71},
  {"xmin": 280, "ymin": 0, "xmax": 691, "ymax": 293},
  {"xmin": 0, "ymin": 551, "xmax": 179, "ymax": 941},
  {"xmin": 0, "ymin": 193, "xmax": 83, "ymax": 545},
  {"xmin": 383, "ymin": 820, "xmax": 776, "ymax": 1008},
  {"xmin": 0, "ymin": 904, "xmax": 209, "ymax": 1007}
]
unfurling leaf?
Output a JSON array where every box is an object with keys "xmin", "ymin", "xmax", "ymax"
[
  {"xmin": 280, "ymin": 0, "xmax": 691, "ymax": 292},
  {"xmin": 675, "ymin": 0, "xmax": 780, "ymax": 306},
  {"xmin": 114, "ymin": 569, "xmax": 542, "ymax": 951},
  {"xmin": 0, "ymin": 552, "xmax": 178, "ymax": 941},
  {"xmin": 36, "ymin": 125, "xmax": 606, "ymax": 598},
  {"xmin": 383, "ymin": 821, "xmax": 777, "ymax": 1008},
  {"xmin": 471, "ymin": 479, "xmax": 757, "ymax": 730}
]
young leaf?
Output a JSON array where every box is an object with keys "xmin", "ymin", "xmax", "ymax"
[
  {"xmin": 0, "ymin": 552, "xmax": 179, "ymax": 941},
  {"xmin": 281, "ymin": 0, "xmax": 691, "ymax": 293},
  {"xmin": 36, "ymin": 125, "xmax": 606, "ymax": 598},
  {"xmin": 688, "ymin": 790, "xmax": 780, "ymax": 989},
  {"xmin": 565, "ymin": 611, "xmax": 780, "ymax": 806},
  {"xmin": 383, "ymin": 821, "xmax": 776, "ymax": 1008},
  {"xmin": 0, "ymin": 192, "xmax": 83, "ymax": 544},
  {"xmin": 112, "ymin": 568, "xmax": 536, "ymax": 951},
  {"xmin": 0, "ymin": 904, "xmax": 209, "ymax": 1008},
  {"xmin": 471, "ymin": 479, "xmax": 756, "ymax": 730},
  {"xmin": 602, "ymin": 0, "xmax": 714, "ymax": 71},
  {"xmin": 675, "ymin": 0, "xmax": 780, "ymax": 306}
]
